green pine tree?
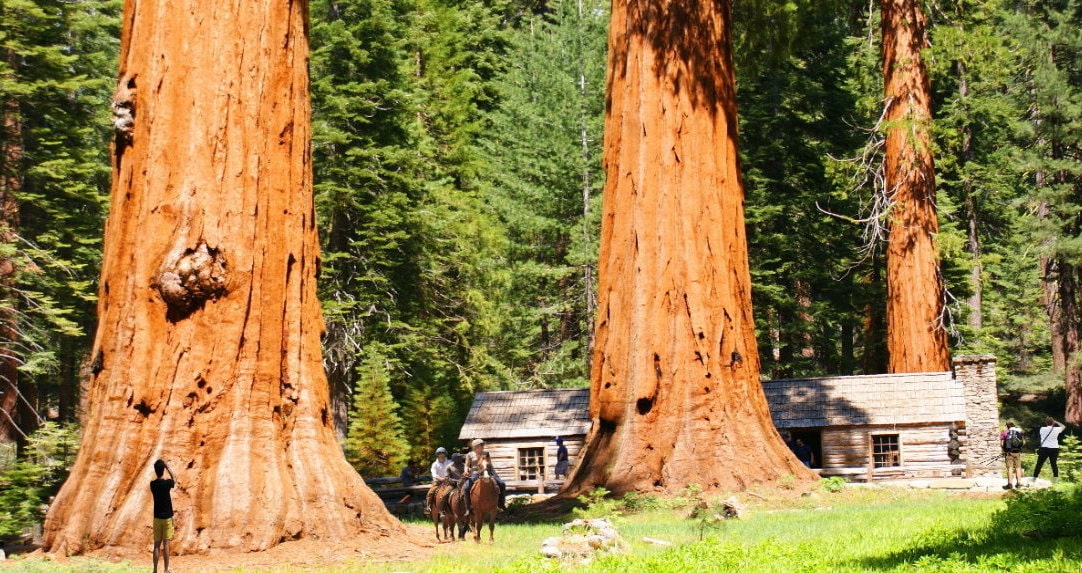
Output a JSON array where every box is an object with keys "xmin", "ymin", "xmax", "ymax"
[
  {"xmin": 343, "ymin": 350, "xmax": 411, "ymax": 476},
  {"xmin": 0, "ymin": 0, "xmax": 119, "ymax": 436},
  {"xmin": 477, "ymin": 0, "xmax": 608, "ymax": 388},
  {"xmin": 0, "ymin": 422, "xmax": 79, "ymax": 535},
  {"xmin": 1003, "ymin": 0, "xmax": 1082, "ymax": 419},
  {"xmin": 736, "ymin": 2, "xmax": 869, "ymax": 376}
]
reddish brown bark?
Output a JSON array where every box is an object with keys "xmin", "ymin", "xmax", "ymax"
[
  {"xmin": 881, "ymin": 0, "xmax": 951, "ymax": 373},
  {"xmin": 1042, "ymin": 252, "xmax": 1082, "ymax": 424},
  {"xmin": 565, "ymin": 0, "xmax": 812, "ymax": 495},
  {"xmin": 43, "ymin": 0, "xmax": 401, "ymax": 554},
  {"xmin": 0, "ymin": 49, "xmax": 27, "ymax": 446},
  {"xmin": 1057, "ymin": 265, "xmax": 1082, "ymax": 424}
]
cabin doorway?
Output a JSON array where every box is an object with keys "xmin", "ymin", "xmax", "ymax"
[{"xmin": 787, "ymin": 429, "xmax": 822, "ymax": 469}]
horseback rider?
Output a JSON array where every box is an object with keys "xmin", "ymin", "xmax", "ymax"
[
  {"xmin": 424, "ymin": 446, "xmax": 453, "ymax": 516},
  {"xmin": 463, "ymin": 438, "xmax": 506, "ymax": 515},
  {"xmin": 447, "ymin": 452, "xmax": 466, "ymax": 485}
]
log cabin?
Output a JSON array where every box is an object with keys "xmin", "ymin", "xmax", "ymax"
[
  {"xmin": 458, "ymin": 355, "xmax": 1000, "ymax": 486},
  {"xmin": 457, "ymin": 387, "xmax": 589, "ymax": 492},
  {"xmin": 763, "ymin": 355, "xmax": 999, "ymax": 479}
]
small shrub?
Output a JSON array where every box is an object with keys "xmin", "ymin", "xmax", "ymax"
[
  {"xmin": 989, "ymin": 484, "xmax": 1082, "ymax": 539},
  {"xmin": 507, "ymin": 495, "xmax": 532, "ymax": 510},
  {"xmin": 573, "ymin": 486, "xmax": 619, "ymax": 518},
  {"xmin": 665, "ymin": 483, "xmax": 704, "ymax": 509},
  {"xmin": 620, "ymin": 491, "xmax": 662, "ymax": 513},
  {"xmin": 688, "ymin": 500, "xmax": 732, "ymax": 540},
  {"xmin": 820, "ymin": 476, "xmax": 847, "ymax": 493},
  {"xmin": 1059, "ymin": 434, "xmax": 1081, "ymax": 483}
]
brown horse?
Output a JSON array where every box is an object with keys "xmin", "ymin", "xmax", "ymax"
[
  {"xmin": 431, "ymin": 483, "xmax": 454, "ymax": 542},
  {"xmin": 468, "ymin": 459, "xmax": 500, "ymax": 543},
  {"xmin": 445, "ymin": 482, "xmax": 469, "ymax": 540}
]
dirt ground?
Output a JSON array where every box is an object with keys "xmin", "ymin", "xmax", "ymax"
[{"xmin": 2, "ymin": 523, "xmax": 441, "ymax": 572}]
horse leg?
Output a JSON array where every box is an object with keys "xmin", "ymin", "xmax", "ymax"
[
  {"xmin": 488, "ymin": 513, "xmax": 495, "ymax": 543},
  {"xmin": 433, "ymin": 485, "xmax": 450, "ymax": 542},
  {"xmin": 433, "ymin": 507, "xmax": 442, "ymax": 542}
]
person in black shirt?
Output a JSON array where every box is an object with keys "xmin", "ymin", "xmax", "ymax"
[
  {"xmin": 793, "ymin": 438, "xmax": 815, "ymax": 468},
  {"xmin": 151, "ymin": 459, "xmax": 176, "ymax": 573},
  {"xmin": 555, "ymin": 437, "xmax": 570, "ymax": 479}
]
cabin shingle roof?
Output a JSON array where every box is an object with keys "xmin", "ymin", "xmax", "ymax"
[
  {"xmin": 459, "ymin": 372, "xmax": 968, "ymax": 439},
  {"xmin": 763, "ymin": 371, "xmax": 966, "ymax": 428},
  {"xmin": 458, "ymin": 388, "xmax": 591, "ymax": 440}
]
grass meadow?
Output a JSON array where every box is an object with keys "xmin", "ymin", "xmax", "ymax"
[{"xmin": 3, "ymin": 483, "xmax": 1080, "ymax": 572}]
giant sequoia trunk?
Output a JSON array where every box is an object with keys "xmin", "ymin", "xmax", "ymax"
[
  {"xmin": 565, "ymin": 0, "xmax": 812, "ymax": 495},
  {"xmin": 881, "ymin": 0, "xmax": 950, "ymax": 373},
  {"xmin": 43, "ymin": 0, "xmax": 401, "ymax": 554}
]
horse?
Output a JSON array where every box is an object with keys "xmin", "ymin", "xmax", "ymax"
[
  {"xmin": 431, "ymin": 482, "xmax": 454, "ymax": 542},
  {"xmin": 445, "ymin": 481, "xmax": 469, "ymax": 540},
  {"xmin": 467, "ymin": 457, "xmax": 500, "ymax": 543}
]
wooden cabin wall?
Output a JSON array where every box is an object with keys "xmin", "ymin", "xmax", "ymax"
[
  {"xmin": 819, "ymin": 424, "xmax": 961, "ymax": 478},
  {"xmin": 481, "ymin": 437, "xmax": 585, "ymax": 484}
]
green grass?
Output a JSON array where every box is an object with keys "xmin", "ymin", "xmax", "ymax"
[{"xmin": 5, "ymin": 485, "xmax": 1082, "ymax": 572}]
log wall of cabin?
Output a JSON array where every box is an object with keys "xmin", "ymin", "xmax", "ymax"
[
  {"xmin": 818, "ymin": 423, "xmax": 963, "ymax": 478},
  {"xmin": 478, "ymin": 437, "xmax": 585, "ymax": 485}
]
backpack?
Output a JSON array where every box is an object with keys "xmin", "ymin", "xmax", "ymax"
[{"xmin": 1005, "ymin": 428, "xmax": 1024, "ymax": 452}]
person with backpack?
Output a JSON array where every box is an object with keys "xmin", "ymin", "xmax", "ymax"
[
  {"xmin": 1000, "ymin": 422, "xmax": 1024, "ymax": 490},
  {"xmin": 1033, "ymin": 416, "xmax": 1066, "ymax": 481}
]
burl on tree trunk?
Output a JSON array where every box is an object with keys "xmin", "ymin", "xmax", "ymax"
[
  {"xmin": 881, "ymin": 0, "xmax": 950, "ymax": 374},
  {"xmin": 43, "ymin": 0, "xmax": 401, "ymax": 554},
  {"xmin": 564, "ymin": 0, "xmax": 812, "ymax": 495}
]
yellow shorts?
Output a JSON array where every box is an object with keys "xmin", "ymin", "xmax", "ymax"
[
  {"xmin": 153, "ymin": 518, "xmax": 174, "ymax": 542},
  {"xmin": 1005, "ymin": 452, "xmax": 1022, "ymax": 473}
]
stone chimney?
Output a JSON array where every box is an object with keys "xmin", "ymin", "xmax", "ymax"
[{"xmin": 953, "ymin": 355, "xmax": 999, "ymax": 472}]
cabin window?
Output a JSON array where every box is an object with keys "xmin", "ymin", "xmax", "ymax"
[
  {"xmin": 872, "ymin": 434, "xmax": 901, "ymax": 467},
  {"xmin": 517, "ymin": 447, "xmax": 545, "ymax": 480}
]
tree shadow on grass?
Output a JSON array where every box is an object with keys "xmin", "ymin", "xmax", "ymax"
[{"xmin": 851, "ymin": 486, "xmax": 1082, "ymax": 570}]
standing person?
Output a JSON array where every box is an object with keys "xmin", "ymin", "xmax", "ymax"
[
  {"xmin": 1033, "ymin": 417, "xmax": 1067, "ymax": 480},
  {"xmin": 424, "ymin": 447, "xmax": 453, "ymax": 516},
  {"xmin": 462, "ymin": 439, "xmax": 506, "ymax": 515},
  {"xmin": 554, "ymin": 437, "xmax": 570, "ymax": 479},
  {"xmin": 150, "ymin": 459, "xmax": 176, "ymax": 573},
  {"xmin": 1000, "ymin": 422, "xmax": 1024, "ymax": 489},
  {"xmin": 793, "ymin": 438, "xmax": 815, "ymax": 468}
]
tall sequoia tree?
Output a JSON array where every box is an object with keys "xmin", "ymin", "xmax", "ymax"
[
  {"xmin": 565, "ymin": 0, "xmax": 812, "ymax": 495},
  {"xmin": 881, "ymin": 0, "xmax": 951, "ymax": 373},
  {"xmin": 43, "ymin": 0, "xmax": 401, "ymax": 554}
]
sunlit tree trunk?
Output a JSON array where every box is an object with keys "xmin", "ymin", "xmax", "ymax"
[
  {"xmin": 565, "ymin": 0, "xmax": 812, "ymax": 495},
  {"xmin": 43, "ymin": 0, "xmax": 401, "ymax": 554},
  {"xmin": 881, "ymin": 0, "xmax": 950, "ymax": 373}
]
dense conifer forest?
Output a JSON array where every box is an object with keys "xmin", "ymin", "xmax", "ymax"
[{"xmin": 2, "ymin": 0, "xmax": 1081, "ymax": 477}]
